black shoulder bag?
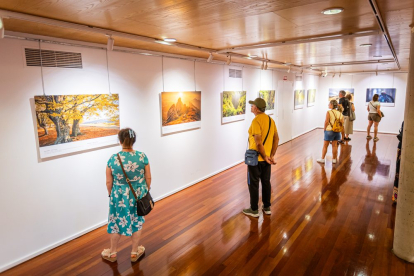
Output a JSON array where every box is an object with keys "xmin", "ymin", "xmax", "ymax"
[
  {"xmin": 117, "ymin": 153, "xmax": 154, "ymax": 216},
  {"xmin": 245, "ymin": 116, "xmax": 271, "ymax": 166}
]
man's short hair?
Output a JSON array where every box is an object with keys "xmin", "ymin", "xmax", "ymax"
[{"xmin": 339, "ymin": 90, "xmax": 346, "ymax": 96}]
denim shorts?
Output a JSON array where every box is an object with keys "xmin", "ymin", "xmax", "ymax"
[{"xmin": 324, "ymin": 130, "xmax": 341, "ymax": 141}]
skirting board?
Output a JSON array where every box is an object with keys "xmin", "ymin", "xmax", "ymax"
[
  {"xmin": 153, "ymin": 159, "xmax": 244, "ymax": 202},
  {"xmin": 0, "ymin": 159, "xmax": 244, "ymax": 273},
  {"xmin": 0, "ymin": 220, "xmax": 108, "ymax": 273},
  {"xmin": 292, "ymin": 127, "xmax": 319, "ymax": 140}
]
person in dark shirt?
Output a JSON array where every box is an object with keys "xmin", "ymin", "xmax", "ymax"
[{"xmin": 338, "ymin": 90, "xmax": 350, "ymax": 144}]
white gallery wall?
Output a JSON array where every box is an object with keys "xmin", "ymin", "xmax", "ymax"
[
  {"xmin": 318, "ymin": 73, "xmax": 408, "ymax": 134},
  {"xmin": 0, "ymin": 35, "xmax": 407, "ymax": 272},
  {"xmin": 0, "ymin": 37, "xmax": 306, "ymax": 272}
]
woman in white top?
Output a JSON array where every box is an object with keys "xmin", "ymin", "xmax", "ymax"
[
  {"xmin": 367, "ymin": 94, "xmax": 382, "ymax": 142},
  {"xmin": 317, "ymin": 100, "xmax": 344, "ymax": 164}
]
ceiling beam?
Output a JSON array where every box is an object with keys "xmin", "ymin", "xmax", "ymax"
[
  {"xmin": 305, "ymin": 59, "xmax": 395, "ymax": 68},
  {"xmin": 215, "ymin": 30, "xmax": 380, "ymax": 53},
  {"xmin": 367, "ymin": 0, "xmax": 401, "ymax": 70}
]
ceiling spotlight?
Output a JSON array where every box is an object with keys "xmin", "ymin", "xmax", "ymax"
[
  {"xmin": 360, "ymin": 43, "xmax": 372, "ymax": 47},
  {"xmin": 0, "ymin": 16, "xmax": 4, "ymax": 39},
  {"xmin": 207, "ymin": 53, "xmax": 213, "ymax": 63},
  {"xmin": 333, "ymin": 73, "xmax": 336, "ymax": 78},
  {"xmin": 163, "ymin": 38, "xmax": 176, "ymax": 42},
  {"xmin": 155, "ymin": 40, "xmax": 172, "ymax": 45},
  {"xmin": 287, "ymin": 66, "xmax": 291, "ymax": 73},
  {"xmin": 226, "ymin": 55, "xmax": 232, "ymax": 65},
  {"xmin": 106, "ymin": 35, "xmax": 114, "ymax": 51},
  {"xmin": 264, "ymin": 61, "xmax": 268, "ymax": 70},
  {"xmin": 322, "ymin": 8, "xmax": 344, "ymax": 15}
]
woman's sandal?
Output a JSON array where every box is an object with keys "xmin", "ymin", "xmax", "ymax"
[
  {"xmin": 131, "ymin": 245, "xmax": 145, "ymax": 262},
  {"xmin": 101, "ymin": 249, "xmax": 117, "ymax": 262}
]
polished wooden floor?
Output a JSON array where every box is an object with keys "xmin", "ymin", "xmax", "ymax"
[{"xmin": 5, "ymin": 129, "xmax": 414, "ymax": 276}]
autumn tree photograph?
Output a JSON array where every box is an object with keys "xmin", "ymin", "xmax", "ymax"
[{"xmin": 34, "ymin": 94, "xmax": 120, "ymax": 147}]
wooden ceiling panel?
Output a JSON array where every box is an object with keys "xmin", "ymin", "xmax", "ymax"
[
  {"xmin": 0, "ymin": 0, "xmax": 412, "ymax": 72},
  {"xmin": 233, "ymin": 34, "xmax": 393, "ymax": 66}
]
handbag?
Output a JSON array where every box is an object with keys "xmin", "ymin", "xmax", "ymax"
[
  {"xmin": 370, "ymin": 101, "xmax": 384, "ymax": 117},
  {"xmin": 117, "ymin": 153, "xmax": 154, "ymax": 216},
  {"xmin": 349, "ymin": 103, "xmax": 356, "ymax": 121},
  {"xmin": 245, "ymin": 116, "xmax": 271, "ymax": 166},
  {"xmin": 329, "ymin": 111, "xmax": 343, "ymax": 133}
]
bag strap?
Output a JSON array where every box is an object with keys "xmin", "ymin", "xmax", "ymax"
[
  {"xmin": 117, "ymin": 153, "xmax": 138, "ymax": 201},
  {"xmin": 247, "ymin": 116, "xmax": 272, "ymax": 149},
  {"xmin": 370, "ymin": 101, "xmax": 377, "ymax": 110},
  {"xmin": 263, "ymin": 116, "xmax": 271, "ymax": 145},
  {"xmin": 328, "ymin": 110, "xmax": 335, "ymax": 128}
]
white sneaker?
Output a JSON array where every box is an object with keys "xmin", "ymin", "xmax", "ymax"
[
  {"xmin": 332, "ymin": 159, "xmax": 337, "ymax": 164},
  {"xmin": 317, "ymin": 158, "xmax": 325, "ymax": 164}
]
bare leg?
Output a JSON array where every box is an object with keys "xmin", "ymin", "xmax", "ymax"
[
  {"xmin": 341, "ymin": 128, "xmax": 345, "ymax": 141},
  {"xmin": 374, "ymin": 122, "xmax": 379, "ymax": 138},
  {"xmin": 367, "ymin": 120, "xmax": 373, "ymax": 136},
  {"xmin": 322, "ymin": 141, "xmax": 329, "ymax": 159},
  {"xmin": 131, "ymin": 230, "xmax": 142, "ymax": 255},
  {"xmin": 332, "ymin": 141, "xmax": 338, "ymax": 159},
  {"xmin": 110, "ymin": 233, "xmax": 121, "ymax": 256}
]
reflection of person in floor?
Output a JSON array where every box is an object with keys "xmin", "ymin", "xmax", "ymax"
[
  {"xmin": 393, "ymin": 122, "xmax": 404, "ymax": 203},
  {"xmin": 360, "ymin": 140, "xmax": 379, "ymax": 181}
]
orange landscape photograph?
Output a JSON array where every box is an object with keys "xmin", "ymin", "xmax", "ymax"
[{"xmin": 161, "ymin": 92, "xmax": 201, "ymax": 126}]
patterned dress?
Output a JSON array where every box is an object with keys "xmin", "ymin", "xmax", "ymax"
[{"xmin": 107, "ymin": 150, "xmax": 149, "ymax": 236}]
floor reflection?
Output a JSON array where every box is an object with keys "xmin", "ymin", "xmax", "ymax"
[
  {"xmin": 319, "ymin": 144, "xmax": 353, "ymax": 220},
  {"xmin": 360, "ymin": 140, "xmax": 391, "ymax": 181}
]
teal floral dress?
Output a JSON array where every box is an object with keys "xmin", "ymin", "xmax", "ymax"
[{"xmin": 106, "ymin": 150, "xmax": 149, "ymax": 236}]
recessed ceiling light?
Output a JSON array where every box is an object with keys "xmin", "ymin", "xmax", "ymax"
[
  {"xmin": 163, "ymin": 38, "xmax": 176, "ymax": 42},
  {"xmin": 140, "ymin": 53, "xmax": 153, "ymax": 56},
  {"xmin": 155, "ymin": 40, "xmax": 172, "ymax": 45},
  {"xmin": 360, "ymin": 44, "xmax": 372, "ymax": 47},
  {"xmin": 322, "ymin": 8, "xmax": 344, "ymax": 15}
]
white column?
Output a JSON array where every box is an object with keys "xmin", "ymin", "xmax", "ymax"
[{"xmin": 393, "ymin": 25, "xmax": 414, "ymax": 262}]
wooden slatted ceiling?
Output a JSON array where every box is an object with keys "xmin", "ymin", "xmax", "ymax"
[{"xmin": 0, "ymin": 0, "xmax": 412, "ymax": 72}]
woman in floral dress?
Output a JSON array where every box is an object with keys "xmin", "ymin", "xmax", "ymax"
[{"xmin": 101, "ymin": 128, "xmax": 152, "ymax": 262}]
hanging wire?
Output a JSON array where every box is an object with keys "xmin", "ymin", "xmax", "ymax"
[
  {"xmin": 194, "ymin": 60, "xmax": 196, "ymax": 91},
  {"xmin": 38, "ymin": 40, "xmax": 46, "ymax": 96},
  {"xmin": 105, "ymin": 48, "xmax": 112, "ymax": 95},
  {"xmin": 223, "ymin": 63, "xmax": 225, "ymax": 92},
  {"xmin": 241, "ymin": 66, "xmax": 244, "ymax": 92},
  {"xmin": 162, "ymin": 56, "xmax": 165, "ymax": 92},
  {"xmin": 260, "ymin": 68, "xmax": 262, "ymax": 91}
]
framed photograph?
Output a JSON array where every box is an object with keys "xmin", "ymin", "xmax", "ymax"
[
  {"xmin": 294, "ymin": 90, "xmax": 305, "ymax": 110},
  {"xmin": 161, "ymin": 91, "xmax": 201, "ymax": 135},
  {"xmin": 307, "ymin": 89, "xmax": 316, "ymax": 107},
  {"xmin": 222, "ymin": 91, "xmax": 246, "ymax": 124},
  {"xmin": 329, "ymin": 88, "xmax": 354, "ymax": 101},
  {"xmin": 258, "ymin": 90, "xmax": 276, "ymax": 115},
  {"xmin": 366, "ymin": 88, "xmax": 396, "ymax": 107},
  {"xmin": 34, "ymin": 94, "xmax": 120, "ymax": 158}
]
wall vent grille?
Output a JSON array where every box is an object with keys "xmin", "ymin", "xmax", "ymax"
[
  {"xmin": 25, "ymin": 48, "xmax": 83, "ymax": 69},
  {"xmin": 229, "ymin": 69, "xmax": 242, "ymax": 78}
]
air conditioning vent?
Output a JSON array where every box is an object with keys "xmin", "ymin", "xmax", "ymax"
[
  {"xmin": 25, "ymin": 48, "xmax": 83, "ymax": 69},
  {"xmin": 229, "ymin": 69, "xmax": 242, "ymax": 78}
]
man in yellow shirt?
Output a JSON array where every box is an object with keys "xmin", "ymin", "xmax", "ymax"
[{"xmin": 243, "ymin": 98, "xmax": 279, "ymax": 218}]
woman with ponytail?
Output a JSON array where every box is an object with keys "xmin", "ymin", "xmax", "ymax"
[
  {"xmin": 101, "ymin": 128, "xmax": 152, "ymax": 263},
  {"xmin": 317, "ymin": 100, "xmax": 344, "ymax": 165}
]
